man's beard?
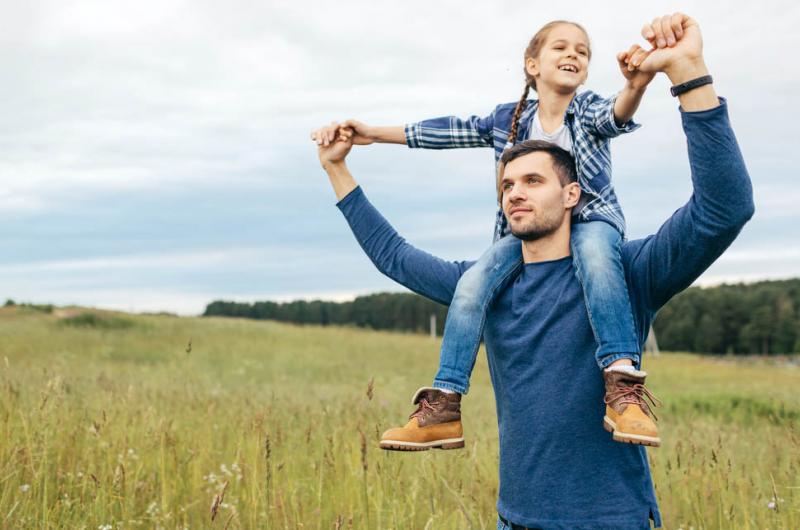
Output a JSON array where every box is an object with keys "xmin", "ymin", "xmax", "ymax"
[{"xmin": 508, "ymin": 208, "xmax": 565, "ymax": 241}]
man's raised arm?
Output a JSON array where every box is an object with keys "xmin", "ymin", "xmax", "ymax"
[
  {"xmin": 317, "ymin": 125, "xmax": 472, "ymax": 306},
  {"xmin": 623, "ymin": 14, "xmax": 755, "ymax": 311}
]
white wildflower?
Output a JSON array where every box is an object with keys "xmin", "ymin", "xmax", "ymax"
[
  {"xmin": 19, "ymin": 484, "xmax": 30, "ymax": 493},
  {"xmin": 146, "ymin": 501, "xmax": 159, "ymax": 517},
  {"xmin": 98, "ymin": 525, "xmax": 113, "ymax": 530}
]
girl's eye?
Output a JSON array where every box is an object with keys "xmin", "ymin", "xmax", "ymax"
[{"xmin": 579, "ymin": 50, "xmax": 588, "ymax": 56}]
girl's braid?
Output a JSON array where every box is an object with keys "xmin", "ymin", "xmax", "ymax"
[{"xmin": 507, "ymin": 83, "xmax": 531, "ymax": 148}]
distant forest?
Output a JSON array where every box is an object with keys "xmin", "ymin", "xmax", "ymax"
[{"xmin": 204, "ymin": 278, "xmax": 800, "ymax": 355}]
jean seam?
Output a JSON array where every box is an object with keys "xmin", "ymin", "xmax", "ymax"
[
  {"xmin": 571, "ymin": 224, "xmax": 640, "ymax": 365},
  {"xmin": 432, "ymin": 380, "xmax": 466, "ymax": 394},
  {"xmin": 440, "ymin": 256, "xmax": 522, "ymax": 395},
  {"xmin": 438, "ymin": 237, "xmax": 521, "ymax": 395},
  {"xmin": 598, "ymin": 352, "xmax": 641, "ymax": 369},
  {"xmin": 464, "ymin": 257, "xmax": 523, "ymax": 390}
]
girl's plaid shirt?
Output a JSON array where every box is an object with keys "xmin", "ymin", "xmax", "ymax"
[{"xmin": 404, "ymin": 90, "xmax": 639, "ymax": 242}]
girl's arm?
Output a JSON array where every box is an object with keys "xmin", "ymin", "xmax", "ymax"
[
  {"xmin": 338, "ymin": 121, "xmax": 406, "ymax": 145},
  {"xmin": 612, "ymin": 44, "xmax": 656, "ymax": 126},
  {"xmin": 311, "ymin": 122, "xmax": 405, "ymax": 146},
  {"xmin": 613, "ymin": 84, "xmax": 648, "ymax": 126},
  {"xmin": 403, "ymin": 113, "xmax": 495, "ymax": 149},
  {"xmin": 311, "ymin": 111, "xmax": 496, "ymax": 149}
]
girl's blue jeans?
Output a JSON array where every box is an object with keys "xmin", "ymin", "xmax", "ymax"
[{"xmin": 433, "ymin": 220, "xmax": 641, "ymax": 394}]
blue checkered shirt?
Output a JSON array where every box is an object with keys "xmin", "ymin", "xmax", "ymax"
[{"xmin": 404, "ymin": 90, "xmax": 639, "ymax": 241}]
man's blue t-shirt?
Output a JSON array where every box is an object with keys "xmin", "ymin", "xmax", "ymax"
[{"xmin": 336, "ymin": 100, "xmax": 753, "ymax": 529}]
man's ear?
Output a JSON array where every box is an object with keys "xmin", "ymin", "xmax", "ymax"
[
  {"xmin": 525, "ymin": 56, "xmax": 539, "ymax": 79},
  {"xmin": 563, "ymin": 182, "xmax": 581, "ymax": 209}
]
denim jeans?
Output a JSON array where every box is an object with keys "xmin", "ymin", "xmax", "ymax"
[{"xmin": 433, "ymin": 220, "xmax": 640, "ymax": 395}]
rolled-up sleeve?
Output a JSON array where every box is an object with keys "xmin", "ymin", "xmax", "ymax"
[{"xmin": 580, "ymin": 92, "xmax": 641, "ymax": 138}]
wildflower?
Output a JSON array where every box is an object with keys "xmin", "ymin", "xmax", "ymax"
[
  {"xmin": 98, "ymin": 525, "xmax": 113, "ymax": 530},
  {"xmin": 19, "ymin": 484, "xmax": 30, "ymax": 493},
  {"xmin": 146, "ymin": 501, "xmax": 159, "ymax": 517},
  {"xmin": 767, "ymin": 496, "xmax": 784, "ymax": 510}
]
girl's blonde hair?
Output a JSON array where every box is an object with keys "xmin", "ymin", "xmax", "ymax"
[{"xmin": 506, "ymin": 21, "xmax": 592, "ymax": 147}]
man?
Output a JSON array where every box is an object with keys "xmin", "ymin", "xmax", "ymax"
[{"xmin": 316, "ymin": 14, "xmax": 753, "ymax": 529}]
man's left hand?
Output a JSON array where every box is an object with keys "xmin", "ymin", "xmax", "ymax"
[{"xmin": 636, "ymin": 13, "xmax": 704, "ymax": 79}]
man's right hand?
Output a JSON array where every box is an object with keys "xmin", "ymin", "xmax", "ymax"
[{"xmin": 317, "ymin": 123, "xmax": 353, "ymax": 167}]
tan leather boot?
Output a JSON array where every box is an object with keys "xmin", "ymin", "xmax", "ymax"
[
  {"xmin": 603, "ymin": 368, "xmax": 662, "ymax": 447},
  {"xmin": 379, "ymin": 387, "xmax": 464, "ymax": 451}
]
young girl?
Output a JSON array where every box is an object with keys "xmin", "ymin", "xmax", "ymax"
[{"xmin": 313, "ymin": 20, "xmax": 663, "ymax": 449}]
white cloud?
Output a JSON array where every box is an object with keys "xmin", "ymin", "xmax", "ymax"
[{"xmin": 1, "ymin": 0, "xmax": 798, "ymax": 311}]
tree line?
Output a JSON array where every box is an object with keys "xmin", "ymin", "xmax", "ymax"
[
  {"xmin": 203, "ymin": 278, "xmax": 800, "ymax": 355},
  {"xmin": 204, "ymin": 292, "xmax": 450, "ymax": 335}
]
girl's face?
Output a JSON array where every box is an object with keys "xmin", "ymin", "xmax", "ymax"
[{"xmin": 526, "ymin": 23, "xmax": 590, "ymax": 93}]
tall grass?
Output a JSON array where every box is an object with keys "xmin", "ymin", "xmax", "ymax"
[{"xmin": 0, "ymin": 307, "xmax": 797, "ymax": 529}]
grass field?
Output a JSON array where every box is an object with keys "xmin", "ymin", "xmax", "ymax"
[{"xmin": 0, "ymin": 306, "xmax": 798, "ymax": 529}]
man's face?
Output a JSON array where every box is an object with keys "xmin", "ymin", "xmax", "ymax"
[{"xmin": 500, "ymin": 152, "xmax": 579, "ymax": 241}]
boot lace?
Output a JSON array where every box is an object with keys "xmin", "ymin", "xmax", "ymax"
[
  {"xmin": 604, "ymin": 383, "xmax": 662, "ymax": 420},
  {"xmin": 409, "ymin": 398, "xmax": 438, "ymax": 420}
]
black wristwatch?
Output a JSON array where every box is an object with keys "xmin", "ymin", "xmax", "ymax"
[{"xmin": 670, "ymin": 75, "xmax": 713, "ymax": 97}]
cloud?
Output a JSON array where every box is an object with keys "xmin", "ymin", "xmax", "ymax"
[{"xmin": 1, "ymin": 1, "xmax": 799, "ymax": 312}]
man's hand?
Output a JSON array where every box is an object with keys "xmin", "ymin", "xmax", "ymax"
[
  {"xmin": 634, "ymin": 14, "xmax": 716, "ymax": 114},
  {"xmin": 317, "ymin": 123, "xmax": 354, "ymax": 167},
  {"xmin": 314, "ymin": 123, "xmax": 358, "ymax": 200},
  {"xmin": 636, "ymin": 13, "xmax": 704, "ymax": 81}
]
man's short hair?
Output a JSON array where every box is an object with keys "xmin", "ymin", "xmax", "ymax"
[{"xmin": 497, "ymin": 140, "xmax": 578, "ymax": 200}]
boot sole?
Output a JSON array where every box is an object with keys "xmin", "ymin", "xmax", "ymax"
[
  {"xmin": 603, "ymin": 416, "xmax": 661, "ymax": 447},
  {"xmin": 379, "ymin": 437, "xmax": 465, "ymax": 451}
]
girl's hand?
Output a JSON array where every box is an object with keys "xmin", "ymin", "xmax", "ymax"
[
  {"xmin": 336, "ymin": 119, "xmax": 377, "ymax": 145},
  {"xmin": 311, "ymin": 122, "xmax": 342, "ymax": 148},
  {"xmin": 617, "ymin": 45, "xmax": 656, "ymax": 90}
]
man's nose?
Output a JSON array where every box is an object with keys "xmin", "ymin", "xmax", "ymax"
[{"xmin": 508, "ymin": 184, "xmax": 526, "ymax": 202}]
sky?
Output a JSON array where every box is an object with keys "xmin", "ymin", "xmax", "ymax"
[{"xmin": 1, "ymin": 0, "xmax": 799, "ymax": 315}]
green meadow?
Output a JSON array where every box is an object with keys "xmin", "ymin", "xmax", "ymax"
[{"xmin": 0, "ymin": 306, "xmax": 797, "ymax": 529}]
